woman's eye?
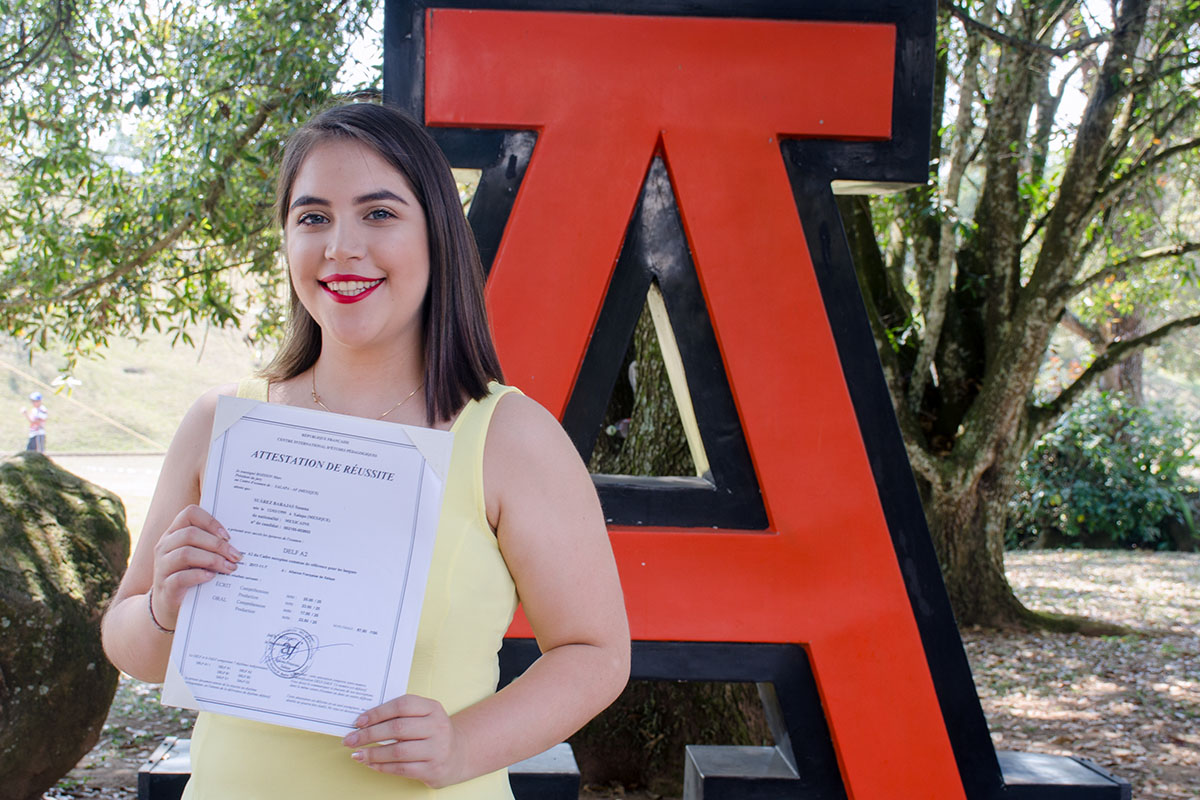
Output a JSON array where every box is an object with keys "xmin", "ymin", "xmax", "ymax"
[
  {"xmin": 366, "ymin": 208, "xmax": 396, "ymax": 221},
  {"xmin": 296, "ymin": 212, "xmax": 328, "ymax": 226}
]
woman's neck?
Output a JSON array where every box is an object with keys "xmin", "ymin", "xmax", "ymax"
[{"xmin": 307, "ymin": 341, "xmax": 427, "ymax": 423}]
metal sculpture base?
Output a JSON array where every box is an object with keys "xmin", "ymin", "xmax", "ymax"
[{"xmin": 680, "ymin": 745, "xmax": 1131, "ymax": 800}]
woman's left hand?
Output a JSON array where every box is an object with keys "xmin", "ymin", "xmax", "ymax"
[{"xmin": 344, "ymin": 695, "xmax": 466, "ymax": 788}]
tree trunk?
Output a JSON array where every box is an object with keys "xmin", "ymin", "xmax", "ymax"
[
  {"xmin": 1099, "ymin": 312, "xmax": 1145, "ymax": 403},
  {"xmin": 925, "ymin": 462, "xmax": 1029, "ymax": 628},
  {"xmin": 1064, "ymin": 308, "xmax": 1147, "ymax": 404},
  {"xmin": 587, "ymin": 303, "xmax": 694, "ymax": 477},
  {"xmin": 574, "ymin": 303, "xmax": 770, "ymax": 794}
]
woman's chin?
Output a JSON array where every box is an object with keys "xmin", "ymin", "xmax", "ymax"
[{"xmin": 319, "ymin": 324, "xmax": 416, "ymax": 357}]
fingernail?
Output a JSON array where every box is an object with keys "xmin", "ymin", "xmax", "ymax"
[
  {"xmin": 354, "ymin": 714, "xmax": 367, "ymax": 727},
  {"xmin": 218, "ymin": 527, "xmax": 230, "ymax": 540},
  {"xmin": 230, "ymin": 547, "xmax": 243, "ymax": 560},
  {"xmin": 351, "ymin": 751, "xmax": 365, "ymax": 762},
  {"xmin": 342, "ymin": 732, "xmax": 358, "ymax": 746},
  {"xmin": 226, "ymin": 560, "xmax": 238, "ymax": 572}
]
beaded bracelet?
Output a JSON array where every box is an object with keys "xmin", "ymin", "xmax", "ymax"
[{"xmin": 147, "ymin": 589, "xmax": 175, "ymax": 634}]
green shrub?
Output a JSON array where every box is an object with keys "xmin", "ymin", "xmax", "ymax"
[{"xmin": 1008, "ymin": 392, "xmax": 1198, "ymax": 549}]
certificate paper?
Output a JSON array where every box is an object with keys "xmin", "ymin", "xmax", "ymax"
[{"xmin": 162, "ymin": 395, "xmax": 450, "ymax": 737}]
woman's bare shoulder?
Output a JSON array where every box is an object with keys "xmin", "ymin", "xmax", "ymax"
[
  {"xmin": 482, "ymin": 391, "xmax": 599, "ymax": 530},
  {"xmin": 169, "ymin": 383, "xmax": 241, "ymax": 454},
  {"xmin": 485, "ymin": 391, "xmax": 576, "ymax": 462},
  {"xmin": 183, "ymin": 382, "xmax": 240, "ymax": 418}
]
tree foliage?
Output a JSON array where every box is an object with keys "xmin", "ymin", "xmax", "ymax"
[
  {"xmin": 844, "ymin": 0, "xmax": 1200, "ymax": 626},
  {"xmin": 0, "ymin": 0, "xmax": 376, "ymax": 356}
]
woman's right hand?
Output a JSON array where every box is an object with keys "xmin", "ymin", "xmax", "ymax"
[{"xmin": 150, "ymin": 504, "xmax": 242, "ymax": 630}]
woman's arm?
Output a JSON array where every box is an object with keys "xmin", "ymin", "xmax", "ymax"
[
  {"xmin": 101, "ymin": 385, "xmax": 243, "ymax": 683},
  {"xmin": 346, "ymin": 393, "xmax": 630, "ymax": 786}
]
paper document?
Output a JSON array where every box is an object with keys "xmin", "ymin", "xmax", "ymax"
[{"xmin": 162, "ymin": 395, "xmax": 451, "ymax": 737}]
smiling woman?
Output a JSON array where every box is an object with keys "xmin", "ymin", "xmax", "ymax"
[
  {"xmin": 99, "ymin": 102, "xmax": 630, "ymax": 800},
  {"xmin": 263, "ymin": 105, "xmax": 502, "ymax": 425}
]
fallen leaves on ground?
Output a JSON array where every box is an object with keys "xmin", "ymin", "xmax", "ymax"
[
  {"xmin": 44, "ymin": 679, "xmax": 194, "ymax": 800},
  {"xmin": 965, "ymin": 550, "xmax": 1200, "ymax": 800}
]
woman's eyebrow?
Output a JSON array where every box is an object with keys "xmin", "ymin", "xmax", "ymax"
[
  {"xmin": 289, "ymin": 190, "xmax": 409, "ymax": 211},
  {"xmin": 353, "ymin": 189, "xmax": 409, "ymax": 206},
  {"xmin": 289, "ymin": 195, "xmax": 326, "ymax": 210}
]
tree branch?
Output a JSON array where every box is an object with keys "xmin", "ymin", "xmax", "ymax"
[
  {"xmin": 1060, "ymin": 309, "xmax": 1104, "ymax": 347},
  {"xmin": 0, "ymin": 0, "xmax": 75, "ymax": 83},
  {"xmin": 1132, "ymin": 57, "xmax": 1200, "ymax": 91},
  {"xmin": 1096, "ymin": 136, "xmax": 1200, "ymax": 207},
  {"xmin": 907, "ymin": 14, "xmax": 984, "ymax": 411},
  {"xmin": 1032, "ymin": 312, "xmax": 1200, "ymax": 431},
  {"xmin": 1059, "ymin": 241, "xmax": 1200, "ymax": 304},
  {"xmin": 1023, "ymin": 0, "xmax": 1151, "ymax": 301},
  {"xmin": 835, "ymin": 194, "xmax": 932, "ymax": 464},
  {"xmin": 1125, "ymin": 95, "xmax": 1199, "ymax": 150},
  {"xmin": 1099, "ymin": 94, "xmax": 1195, "ymax": 194},
  {"xmin": 903, "ymin": 436, "xmax": 945, "ymax": 487},
  {"xmin": 46, "ymin": 97, "xmax": 281, "ymax": 305},
  {"xmin": 1022, "ymin": 207, "xmax": 1052, "ymax": 249},
  {"xmin": 939, "ymin": 0, "xmax": 1109, "ymax": 57},
  {"xmin": 171, "ymin": 252, "xmax": 270, "ymax": 283},
  {"xmin": 1016, "ymin": 56, "xmax": 1082, "ymax": 249}
]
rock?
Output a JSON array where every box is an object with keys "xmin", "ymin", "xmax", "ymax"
[{"xmin": 0, "ymin": 452, "xmax": 129, "ymax": 800}]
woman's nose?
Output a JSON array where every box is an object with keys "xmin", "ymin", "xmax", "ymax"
[{"xmin": 325, "ymin": 221, "xmax": 366, "ymax": 262}]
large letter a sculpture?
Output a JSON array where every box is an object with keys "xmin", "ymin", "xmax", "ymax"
[{"xmin": 385, "ymin": 2, "xmax": 1132, "ymax": 798}]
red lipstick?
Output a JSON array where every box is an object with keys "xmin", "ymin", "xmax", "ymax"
[{"xmin": 319, "ymin": 274, "xmax": 385, "ymax": 305}]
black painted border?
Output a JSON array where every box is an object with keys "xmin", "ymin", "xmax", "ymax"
[{"xmin": 560, "ymin": 155, "xmax": 768, "ymax": 529}]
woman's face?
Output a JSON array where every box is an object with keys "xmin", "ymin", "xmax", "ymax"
[{"xmin": 284, "ymin": 139, "xmax": 431, "ymax": 357}]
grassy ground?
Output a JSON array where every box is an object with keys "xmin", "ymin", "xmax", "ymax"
[
  {"xmin": 45, "ymin": 547, "xmax": 1200, "ymax": 800},
  {"xmin": 1, "ymin": 326, "xmax": 263, "ymax": 454}
]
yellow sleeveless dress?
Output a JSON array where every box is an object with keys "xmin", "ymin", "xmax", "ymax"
[{"xmin": 180, "ymin": 380, "xmax": 520, "ymax": 800}]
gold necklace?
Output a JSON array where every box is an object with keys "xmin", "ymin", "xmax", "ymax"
[{"xmin": 310, "ymin": 368, "xmax": 423, "ymax": 420}]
